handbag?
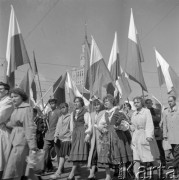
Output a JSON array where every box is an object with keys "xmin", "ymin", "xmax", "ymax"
[
  {"xmin": 26, "ymin": 149, "xmax": 45, "ymax": 171},
  {"xmin": 162, "ymin": 139, "xmax": 172, "ymax": 150}
]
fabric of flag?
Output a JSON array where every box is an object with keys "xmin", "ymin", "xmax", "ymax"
[
  {"xmin": 155, "ymin": 51, "xmax": 165, "ymax": 87},
  {"xmin": 107, "ymin": 32, "xmax": 131, "ymax": 100},
  {"xmin": 86, "ymin": 36, "xmax": 113, "ymax": 98},
  {"xmin": 65, "ymin": 72, "xmax": 89, "ymax": 106},
  {"xmin": 125, "ymin": 8, "xmax": 147, "ymax": 91},
  {"xmin": 53, "ymin": 73, "xmax": 67, "ymax": 105},
  {"xmin": 107, "ymin": 32, "xmax": 120, "ymax": 96},
  {"xmin": 117, "ymin": 69, "xmax": 132, "ymax": 100},
  {"xmin": 19, "ymin": 69, "xmax": 37, "ymax": 106},
  {"xmin": 6, "ymin": 5, "xmax": 30, "ymax": 88},
  {"xmin": 83, "ymin": 35, "xmax": 91, "ymax": 91},
  {"xmin": 32, "ymin": 51, "xmax": 38, "ymax": 75},
  {"xmin": 155, "ymin": 49, "xmax": 179, "ymax": 98}
]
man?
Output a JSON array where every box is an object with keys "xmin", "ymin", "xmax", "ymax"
[
  {"xmin": 145, "ymin": 98, "xmax": 165, "ymax": 166},
  {"xmin": 163, "ymin": 96, "xmax": 179, "ymax": 176},
  {"xmin": 43, "ymin": 98, "xmax": 61, "ymax": 173},
  {"xmin": 0, "ymin": 82, "xmax": 14, "ymax": 178}
]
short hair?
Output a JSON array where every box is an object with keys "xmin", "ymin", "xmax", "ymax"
[
  {"xmin": 168, "ymin": 95, "xmax": 176, "ymax": 101},
  {"xmin": 93, "ymin": 98, "xmax": 103, "ymax": 105},
  {"xmin": 124, "ymin": 102, "xmax": 132, "ymax": 110},
  {"xmin": 0, "ymin": 82, "xmax": 10, "ymax": 91},
  {"xmin": 145, "ymin": 99, "xmax": 152, "ymax": 104},
  {"xmin": 59, "ymin": 102, "xmax": 68, "ymax": 109},
  {"xmin": 133, "ymin": 96, "xmax": 145, "ymax": 107},
  {"xmin": 48, "ymin": 98, "xmax": 58, "ymax": 104},
  {"xmin": 10, "ymin": 88, "xmax": 28, "ymax": 101},
  {"xmin": 74, "ymin": 97, "xmax": 84, "ymax": 107},
  {"xmin": 103, "ymin": 94, "xmax": 115, "ymax": 106}
]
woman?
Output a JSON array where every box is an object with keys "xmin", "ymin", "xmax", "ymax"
[
  {"xmin": 50, "ymin": 103, "xmax": 71, "ymax": 179},
  {"xmin": 3, "ymin": 88, "xmax": 37, "ymax": 180},
  {"xmin": 87, "ymin": 98, "xmax": 105, "ymax": 180},
  {"xmin": 130, "ymin": 96, "xmax": 160, "ymax": 180},
  {"xmin": 97, "ymin": 94, "xmax": 133, "ymax": 180},
  {"xmin": 67, "ymin": 97, "xmax": 92, "ymax": 180}
]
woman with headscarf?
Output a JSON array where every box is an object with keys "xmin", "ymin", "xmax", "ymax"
[
  {"xmin": 97, "ymin": 94, "xmax": 133, "ymax": 180},
  {"xmin": 87, "ymin": 98, "xmax": 105, "ymax": 180},
  {"xmin": 130, "ymin": 96, "xmax": 159, "ymax": 180},
  {"xmin": 2, "ymin": 88, "xmax": 37, "ymax": 180},
  {"xmin": 67, "ymin": 97, "xmax": 92, "ymax": 180}
]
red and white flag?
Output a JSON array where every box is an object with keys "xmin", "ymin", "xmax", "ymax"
[
  {"xmin": 65, "ymin": 72, "xmax": 89, "ymax": 106},
  {"xmin": 155, "ymin": 48, "xmax": 179, "ymax": 98},
  {"xmin": 107, "ymin": 32, "xmax": 131, "ymax": 99},
  {"xmin": 87, "ymin": 36, "xmax": 113, "ymax": 98},
  {"xmin": 19, "ymin": 69, "xmax": 37, "ymax": 106},
  {"xmin": 6, "ymin": 5, "xmax": 30, "ymax": 88},
  {"xmin": 125, "ymin": 8, "xmax": 147, "ymax": 91}
]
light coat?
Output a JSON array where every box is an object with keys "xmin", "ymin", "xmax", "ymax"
[
  {"xmin": 0, "ymin": 95, "xmax": 14, "ymax": 171},
  {"xmin": 3, "ymin": 102, "xmax": 37, "ymax": 179},
  {"xmin": 131, "ymin": 108, "xmax": 160, "ymax": 162}
]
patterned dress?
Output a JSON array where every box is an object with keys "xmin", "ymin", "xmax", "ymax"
[{"xmin": 98, "ymin": 107, "xmax": 133, "ymax": 168}]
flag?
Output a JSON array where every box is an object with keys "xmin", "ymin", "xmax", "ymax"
[
  {"xmin": 83, "ymin": 35, "xmax": 91, "ymax": 91},
  {"xmin": 32, "ymin": 51, "xmax": 38, "ymax": 75},
  {"xmin": 125, "ymin": 8, "xmax": 147, "ymax": 91},
  {"xmin": 107, "ymin": 32, "xmax": 120, "ymax": 96},
  {"xmin": 107, "ymin": 32, "xmax": 131, "ymax": 99},
  {"xmin": 86, "ymin": 36, "xmax": 113, "ymax": 98},
  {"xmin": 117, "ymin": 68, "xmax": 132, "ymax": 100},
  {"xmin": 108, "ymin": 32, "xmax": 121, "ymax": 80},
  {"xmin": 19, "ymin": 69, "xmax": 37, "ymax": 106},
  {"xmin": 66, "ymin": 72, "xmax": 89, "ymax": 106},
  {"xmin": 53, "ymin": 73, "xmax": 67, "ymax": 105},
  {"xmin": 6, "ymin": 5, "xmax": 30, "ymax": 88},
  {"xmin": 155, "ymin": 49, "xmax": 179, "ymax": 98}
]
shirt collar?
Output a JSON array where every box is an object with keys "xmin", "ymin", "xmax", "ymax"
[
  {"xmin": 134, "ymin": 107, "xmax": 145, "ymax": 115},
  {"xmin": 169, "ymin": 105, "xmax": 178, "ymax": 112}
]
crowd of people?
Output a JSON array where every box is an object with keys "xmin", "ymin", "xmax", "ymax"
[{"xmin": 0, "ymin": 81, "xmax": 179, "ymax": 180}]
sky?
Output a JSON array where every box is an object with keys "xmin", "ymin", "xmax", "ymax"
[{"xmin": 0, "ymin": 0, "xmax": 179, "ymax": 106}]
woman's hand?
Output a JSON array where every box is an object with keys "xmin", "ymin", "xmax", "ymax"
[
  {"xmin": 84, "ymin": 134, "xmax": 90, "ymax": 143},
  {"xmin": 31, "ymin": 147, "xmax": 39, "ymax": 152},
  {"xmin": 146, "ymin": 137, "xmax": 153, "ymax": 142},
  {"xmin": 54, "ymin": 136, "xmax": 58, "ymax": 143}
]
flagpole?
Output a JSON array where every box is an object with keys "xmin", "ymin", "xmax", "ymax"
[
  {"xmin": 36, "ymin": 84, "xmax": 53, "ymax": 106},
  {"xmin": 159, "ymin": 86, "xmax": 164, "ymax": 105},
  {"xmin": 37, "ymin": 72, "xmax": 44, "ymax": 110}
]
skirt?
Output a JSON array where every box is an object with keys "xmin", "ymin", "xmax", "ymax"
[
  {"xmin": 68, "ymin": 126, "xmax": 89, "ymax": 162},
  {"xmin": 58, "ymin": 141, "xmax": 71, "ymax": 157},
  {"xmin": 98, "ymin": 126, "xmax": 133, "ymax": 168}
]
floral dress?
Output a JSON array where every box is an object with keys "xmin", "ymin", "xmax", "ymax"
[{"xmin": 97, "ymin": 107, "xmax": 133, "ymax": 168}]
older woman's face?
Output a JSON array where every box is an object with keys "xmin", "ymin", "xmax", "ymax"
[
  {"xmin": 11, "ymin": 93, "xmax": 23, "ymax": 107},
  {"xmin": 104, "ymin": 98, "xmax": 113, "ymax": 110},
  {"xmin": 74, "ymin": 98, "xmax": 82, "ymax": 109},
  {"xmin": 134, "ymin": 99, "xmax": 142, "ymax": 110}
]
